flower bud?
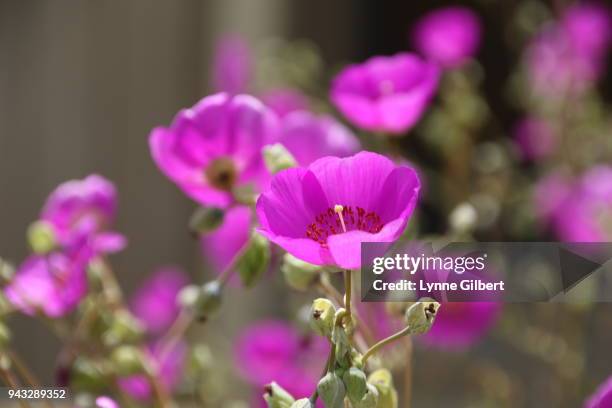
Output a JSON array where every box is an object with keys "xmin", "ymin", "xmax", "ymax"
[
  {"xmin": 237, "ymin": 233, "xmax": 271, "ymax": 288},
  {"xmin": 367, "ymin": 369, "xmax": 398, "ymax": 408},
  {"xmin": 0, "ymin": 259, "xmax": 15, "ymax": 283},
  {"xmin": 281, "ymin": 253, "xmax": 320, "ymax": 291},
  {"xmin": 102, "ymin": 310, "xmax": 144, "ymax": 347},
  {"xmin": 70, "ymin": 357, "xmax": 108, "ymax": 392},
  {"xmin": 0, "ymin": 322, "xmax": 11, "ymax": 349},
  {"xmin": 197, "ymin": 281, "xmax": 223, "ymax": 320},
  {"xmin": 189, "ymin": 343, "xmax": 214, "ymax": 375},
  {"xmin": 263, "ymin": 382, "xmax": 295, "ymax": 408},
  {"xmin": 352, "ymin": 383, "xmax": 378, "ymax": 408},
  {"xmin": 110, "ymin": 345, "xmax": 144, "ymax": 376},
  {"xmin": 317, "ymin": 371, "xmax": 346, "ymax": 408},
  {"xmin": 263, "ymin": 143, "xmax": 298, "ymax": 174},
  {"xmin": 310, "ymin": 298, "xmax": 336, "ymax": 337},
  {"xmin": 27, "ymin": 220, "xmax": 56, "ymax": 254},
  {"xmin": 189, "ymin": 207, "xmax": 224, "ymax": 234},
  {"xmin": 404, "ymin": 298, "xmax": 440, "ymax": 334},
  {"xmin": 291, "ymin": 398, "xmax": 314, "ymax": 408},
  {"xmin": 343, "ymin": 367, "xmax": 367, "ymax": 404}
]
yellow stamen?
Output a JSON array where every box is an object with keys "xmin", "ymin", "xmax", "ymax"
[{"xmin": 334, "ymin": 204, "xmax": 347, "ymax": 233}]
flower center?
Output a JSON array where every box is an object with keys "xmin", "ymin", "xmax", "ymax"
[
  {"xmin": 305, "ymin": 205, "xmax": 384, "ymax": 247},
  {"xmin": 204, "ymin": 157, "xmax": 237, "ymax": 191}
]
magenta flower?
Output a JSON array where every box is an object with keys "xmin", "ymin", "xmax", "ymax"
[
  {"xmin": 95, "ymin": 396, "xmax": 120, "ymax": 408},
  {"xmin": 234, "ymin": 320, "xmax": 328, "ymax": 404},
  {"xmin": 211, "ymin": 35, "xmax": 252, "ymax": 94},
  {"xmin": 261, "ymin": 88, "xmax": 310, "ymax": 118},
  {"xmin": 553, "ymin": 166, "xmax": 612, "ymax": 242},
  {"xmin": 256, "ymin": 152, "xmax": 420, "ymax": 269},
  {"xmin": 534, "ymin": 171, "xmax": 573, "ymax": 222},
  {"xmin": 330, "ymin": 53, "xmax": 439, "ymax": 135},
  {"xmin": 585, "ymin": 376, "xmax": 612, "ymax": 408},
  {"xmin": 5, "ymin": 247, "xmax": 92, "ymax": 318},
  {"xmin": 412, "ymin": 6, "xmax": 482, "ymax": 69},
  {"xmin": 118, "ymin": 341, "xmax": 186, "ymax": 401},
  {"xmin": 561, "ymin": 3, "xmax": 611, "ymax": 62},
  {"xmin": 129, "ymin": 268, "xmax": 190, "ymax": 336},
  {"xmin": 149, "ymin": 93, "xmax": 279, "ymax": 207},
  {"xmin": 280, "ymin": 111, "xmax": 360, "ymax": 166},
  {"xmin": 421, "ymin": 302, "xmax": 500, "ymax": 350},
  {"xmin": 200, "ymin": 205, "xmax": 252, "ymax": 280},
  {"xmin": 40, "ymin": 174, "xmax": 126, "ymax": 254},
  {"xmin": 513, "ymin": 117, "xmax": 557, "ymax": 160}
]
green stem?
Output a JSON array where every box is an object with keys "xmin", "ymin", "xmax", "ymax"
[
  {"xmin": 362, "ymin": 326, "xmax": 412, "ymax": 365},
  {"xmin": 310, "ymin": 341, "xmax": 336, "ymax": 404},
  {"xmin": 344, "ymin": 269, "xmax": 352, "ymax": 321}
]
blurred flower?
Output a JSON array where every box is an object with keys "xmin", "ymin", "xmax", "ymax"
[
  {"xmin": 95, "ymin": 396, "xmax": 120, "ymax": 408},
  {"xmin": 585, "ymin": 376, "xmax": 612, "ymax": 408},
  {"xmin": 211, "ymin": 35, "xmax": 252, "ymax": 94},
  {"xmin": 5, "ymin": 246, "xmax": 92, "ymax": 318},
  {"xmin": 261, "ymin": 88, "xmax": 310, "ymax": 118},
  {"xmin": 129, "ymin": 267, "xmax": 189, "ymax": 336},
  {"xmin": 412, "ymin": 6, "xmax": 482, "ymax": 68},
  {"xmin": 200, "ymin": 205, "xmax": 252, "ymax": 281},
  {"xmin": 234, "ymin": 320, "xmax": 328, "ymax": 405},
  {"xmin": 526, "ymin": 3, "xmax": 611, "ymax": 97},
  {"xmin": 534, "ymin": 171, "xmax": 573, "ymax": 221},
  {"xmin": 561, "ymin": 3, "xmax": 611, "ymax": 62},
  {"xmin": 553, "ymin": 166, "xmax": 612, "ymax": 242},
  {"xmin": 149, "ymin": 93, "xmax": 279, "ymax": 207},
  {"xmin": 330, "ymin": 53, "xmax": 439, "ymax": 134},
  {"xmin": 421, "ymin": 302, "xmax": 501, "ymax": 350},
  {"xmin": 40, "ymin": 174, "xmax": 126, "ymax": 254},
  {"xmin": 117, "ymin": 341, "xmax": 186, "ymax": 401},
  {"xmin": 280, "ymin": 111, "xmax": 360, "ymax": 166},
  {"xmin": 256, "ymin": 152, "xmax": 420, "ymax": 269},
  {"xmin": 513, "ymin": 117, "xmax": 557, "ymax": 160}
]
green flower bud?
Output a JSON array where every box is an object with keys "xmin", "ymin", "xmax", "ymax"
[
  {"xmin": 102, "ymin": 310, "xmax": 144, "ymax": 347},
  {"xmin": 0, "ymin": 259, "xmax": 15, "ymax": 283},
  {"xmin": 0, "ymin": 322, "xmax": 11, "ymax": 349},
  {"xmin": 189, "ymin": 207, "xmax": 224, "ymax": 234},
  {"xmin": 70, "ymin": 357, "xmax": 107, "ymax": 392},
  {"xmin": 237, "ymin": 233, "xmax": 271, "ymax": 288},
  {"xmin": 263, "ymin": 143, "xmax": 298, "ymax": 174},
  {"xmin": 310, "ymin": 298, "xmax": 336, "ymax": 337},
  {"xmin": 404, "ymin": 298, "xmax": 440, "ymax": 334},
  {"xmin": 110, "ymin": 345, "xmax": 144, "ymax": 376},
  {"xmin": 332, "ymin": 308, "xmax": 351, "ymax": 366},
  {"xmin": 263, "ymin": 382, "xmax": 295, "ymax": 408},
  {"xmin": 317, "ymin": 371, "xmax": 346, "ymax": 408},
  {"xmin": 197, "ymin": 281, "xmax": 223, "ymax": 320},
  {"xmin": 189, "ymin": 343, "xmax": 214, "ymax": 375},
  {"xmin": 367, "ymin": 369, "xmax": 398, "ymax": 408},
  {"xmin": 353, "ymin": 383, "xmax": 379, "ymax": 408},
  {"xmin": 281, "ymin": 253, "xmax": 320, "ymax": 291},
  {"xmin": 27, "ymin": 220, "xmax": 56, "ymax": 254},
  {"xmin": 343, "ymin": 367, "xmax": 367, "ymax": 404},
  {"xmin": 290, "ymin": 398, "xmax": 314, "ymax": 408}
]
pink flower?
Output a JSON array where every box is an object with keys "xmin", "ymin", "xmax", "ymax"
[
  {"xmin": 513, "ymin": 117, "xmax": 557, "ymax": 160},
  {"xmin": 129, "ymin": 268, "xmax": 190, "ymax": 336},
  {"xmin": 534, "ymin": 171, "xmax": 573, "ymax": 222},
  {"xmin": 40, "ymin": 174, "xmax": 126, "ymax": 254},
  {"xmin": 585, "ymin": 376, "xmax": 612, "ymax": 408},
  {"xmin": 5, "ymin": 246, "xmax": 93, "ymax": 318},
  {"xmin": 412, "ymin": 6, "xmax": 482, "ymax": 68},
  {"xmin": 261, "ymin": 88, "xmax": 310, "ymax": 118},
  {"xmin": 117, "ymin": 341, "xmax": 186, "ymax": 401},
  {"xmin": 421, "ymin": 302, "xmax": 500, "ymax": 350},
  {"xmin": 330, "ymin": 53, "xmax": 439, "ymax": 134},
  {"xmin": 95, "ymin": 396, "xmax": 120, "ymax": 408},
  {"xmin": 211, "ymin": 35, "xmax": 252, "ymax": 94},
  {"xmin": 200, "ymin": 205, "xmax": 252, "ymax": 280},
  {"xmin": 234, "ymin": 320, "xmax": 328, "ymax": 404},
  {"xmin": 256, "ymin": 152, "xmax": 420, "ymax": 269},
  {"xmin": 280, "ymin": 111, "xmax": 360, "ymax": 166},
  {"xmin": 553, "ymin": 166, "xmax": 612, "ymax": 242},
  {"xmin": 149, "ymin": 93, "xmax": 279, "ymax": 208},
  {"xmin": 562, "ymin": 3, "xmax": 611, "ymax": 62}
]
